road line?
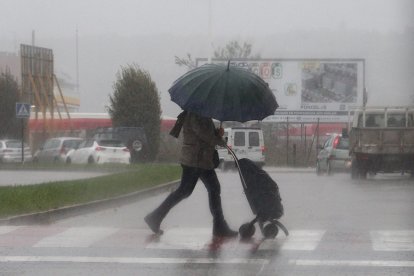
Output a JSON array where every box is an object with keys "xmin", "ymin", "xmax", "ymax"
[
  {"xmin": 290, "ymin": 259, "xmax": 414, "ymax": 267},
  {"xmin": 281, "ymin": 230, "xmax": 325, "ymax": 250},
  {"xmin": 0, "ymin": 256, "xmax": 269, "ymax": 265},
  {"xmin": 146, "ymin": 228, "xmax": 213, "ymax": 250},
  {"xmin": 371, "ymin": 230, "xmax": 414, "ymax": 251},
  {"xmin": 33, "ymin": 227, "xmax": 118, "ymax": 248}
]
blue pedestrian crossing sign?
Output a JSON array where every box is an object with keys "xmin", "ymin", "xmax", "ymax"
[{"xmin": 16, "ymin": 102, "xmax": 31, "ymax": 118}]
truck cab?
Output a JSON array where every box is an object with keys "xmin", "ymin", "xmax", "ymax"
[{"xmin": 349, "ymin": 106, "xmax": 414, "ymax": 178}]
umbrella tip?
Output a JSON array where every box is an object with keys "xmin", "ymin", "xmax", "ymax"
[{"xmin": 226, "ymin": 60, "xmax": 230, "ymax": 71}]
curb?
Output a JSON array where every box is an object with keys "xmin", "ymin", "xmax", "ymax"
[
  {"xmin": 264, "ymin": 168, "xmax": 315, "ymax": 173},
  {"xmin": 0, "ymin": 180, "xmax": 180, "ymax": 226}
]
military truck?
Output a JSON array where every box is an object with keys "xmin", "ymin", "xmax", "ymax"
[{"xmin": 348, "ymin": 106, "xmax": 414, "ymax": 179}]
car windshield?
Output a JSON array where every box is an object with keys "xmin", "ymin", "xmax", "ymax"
[
  {"xmin": 337, "ymin": 137, "xmax": 349, "ymax": 149},
  {"xmin": 5, "ymin": 141, "xmax": 26, "ymax": 148},
  {"xmin": 97, "ymin": 140, "xmax": 125, "ymax": 147},
  {"xmin": 63, "ymin": 140, "xmax": 82, "ymax": 149}
]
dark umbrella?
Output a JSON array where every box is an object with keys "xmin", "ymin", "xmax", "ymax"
[{"xmin": 169, "ymin": 62, "xmax": 278, "ymax": 122}]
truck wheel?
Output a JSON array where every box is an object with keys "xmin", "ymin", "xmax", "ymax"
[
  {"xmin": 359, "ymin": 168, "xmax": 367, "ymax": 179},
  {"xmin": 351, "ymin": 160, "xmax": 358, "ymax": 179}
]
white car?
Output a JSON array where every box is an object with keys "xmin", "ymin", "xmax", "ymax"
[
  {"xmin": 66, "ymin": 139, "xmax": 131, "ymax": 164},
  {"xmin": 0, "ymin": 139, "xmax": 33, "ymax": 163},
  {"xmin": 33, "ymin": 137, "xmax": 83, "ymax": 163}
]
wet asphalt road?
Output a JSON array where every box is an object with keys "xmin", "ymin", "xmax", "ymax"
[{"xmin": 0, "ymin": 169, "xmax": 413, "ymax": 275}]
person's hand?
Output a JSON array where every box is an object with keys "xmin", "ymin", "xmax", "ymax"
[{"xmin": 217, "ymin": 127, "xmax": 224, "ymax": 137}]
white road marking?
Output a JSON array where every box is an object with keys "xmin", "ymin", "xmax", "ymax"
[
  {"xmin": 281, "ymin": 230, "xmax": 325, "ymax": 250},
  {"xmin": 370, "ymin": 230, "xmax": 414, "ymax": 251},
  {"xmin": 0, "ymin": 255, "xmax": 269, "ymax": 265},
  {"xmin": 290, "ymin": 259, "xmax": 414, "ymax": 267},
  {"xmin": 33, "ymin": 227, "xmax": 118, "ymax": 248},
  {"xmin": 0, "ymin": 226, "xmax": 21, "ymax": 235},
  {"xmin": 146, "ymin": 228, "xmax": 212, "ymax": 250}
]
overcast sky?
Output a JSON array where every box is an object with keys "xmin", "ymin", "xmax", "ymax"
[
  {"xmin": 1, "ymin": 0, "xmax": 412, "ymax": 42},
  {"xmin": 1, "ymin": 0, "xmax": 413, "ymax": 115}
]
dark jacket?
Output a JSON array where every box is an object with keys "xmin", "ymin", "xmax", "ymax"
[{"xmin": 179, "ymin": 112, "xmax": 226, "ymax": 169}]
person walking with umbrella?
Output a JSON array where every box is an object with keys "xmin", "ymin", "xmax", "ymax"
[
  {"xmin": 144, "ymin": 110, "xmax": 238, "ymax": 237},
  {"xmin": 145, "ymin": 62, "xmax": 278, "ymax": 237}
]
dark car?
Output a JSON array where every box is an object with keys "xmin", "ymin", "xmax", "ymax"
[{"xmin": 93, "ymin": 127, "xmax": 148, "ymax": 163}]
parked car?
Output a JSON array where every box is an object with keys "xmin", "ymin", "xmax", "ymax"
[
  {"xmin": 33, "ymin": 137, "xmax": 83, "ymax": 163},
  {"xmin": 66, "ymin": 138, "xmax": 130, "ymax": 164},
  {"xmin": 316, "ymin": 133, "xmax": 351, "ymax": 175},
  {"xmin": 217, "ymin": 127, "xmax": 265, "ymax": 170},
  {"xmin": 0, "ymin": 139, "xmax": 33, "ymax": 163},
  {"xmin": 93, "ymin": 127, "xmax": 148, "ymax": 163}
]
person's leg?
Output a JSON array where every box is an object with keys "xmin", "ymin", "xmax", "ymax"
[
  {"xmin": 145, "ymin": 165, "xmax": 200, "ymax": 234},
  {"xmin": 200, "ymin": 169, "xmax": 238, "ymax": 237}
]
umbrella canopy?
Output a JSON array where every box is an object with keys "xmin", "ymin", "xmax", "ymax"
[{"xmin": 169, "ymin": 63, "xmax": 278, "ymax": 122}]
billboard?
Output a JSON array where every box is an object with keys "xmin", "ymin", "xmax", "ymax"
[
  {"xmin": 20, "ymin": 44, "xmax": 54, "ymax": 108},
  {"xmin": 196, "ymin": 58, "xmax": 365, "ymax": 123}
]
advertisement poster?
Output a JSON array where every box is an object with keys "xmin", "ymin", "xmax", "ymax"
[{"xmin": 196, "ymin": 58, "xmax": 365, "ymax": 123}]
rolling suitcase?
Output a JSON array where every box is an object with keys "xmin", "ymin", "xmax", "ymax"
[{"xmin": 226, "ymin": 146, "xmax": 289, "ymax": 239}]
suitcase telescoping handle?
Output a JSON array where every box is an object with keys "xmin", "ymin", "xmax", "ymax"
[{"xmin": 225, "ymin": 145, "xmax": 248, "ymax": 190}]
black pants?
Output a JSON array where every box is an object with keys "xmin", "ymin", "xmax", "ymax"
[{"xmin": 151, "ymin": 164, "xmax": 225, "ymax": 223}]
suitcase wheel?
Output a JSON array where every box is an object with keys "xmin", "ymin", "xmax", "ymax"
[
  {"xmin": 239, "ymin": 223, "xmax": 255, "ymax": 239},
  {"xmin": 263, "ymin": 223, "xmax": 279, "ymax": 239}
]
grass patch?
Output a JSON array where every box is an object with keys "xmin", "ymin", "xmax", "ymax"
[{"xmin": 0, "ymin": 163, "xmax": 181, "ymax": 218}]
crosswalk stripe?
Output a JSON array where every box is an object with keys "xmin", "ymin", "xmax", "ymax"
[
  {"xmin": 33, "ymin": 227, "xmax": 119, "ymax": 248},
  {"xmin": 146, "ymin": 228, "xmax": 212, "ymax": 250},
  {"xmin": 0, "ymin": 226, "xmax": 21, "ymax": 235},
  {"xmin": 281, "ymin": 230, "xmax": 326, "ymax": 250},
  {"xmin": 370, "ymin": 230, "xmax": 414, "ymax": 251},
  {"xmin": 1, "ymin": 226, "xmax": 414, "ymax": 252},
  {"xmin": 290, "ymin": 259, "xmax": 414, "ymax": 267},
  {"xmin": 0, "ymin": 255, "xmax": 269, "ymax": 265}
]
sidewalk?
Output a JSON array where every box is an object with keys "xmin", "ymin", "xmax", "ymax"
[{"xmin": 0, "ymin": 170, "xmax": 110, "ymax": 186}]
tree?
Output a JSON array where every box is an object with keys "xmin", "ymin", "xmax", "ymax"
[
  {"xmin": 175, "ymin": 40, "xmax": 260, "ymax": 70},
  {"xmin": 174, "ymin": 53, "xmax": 196, "ymax": 70},
  {"xmin": 0, "ymin": 71, "xmax": 21, "ymax": 138},
  {"xmin": 108, "ymin": 65, "xmax": 161, "ymax": 162},
  {"xmin": 213, "ymin": 40, "xmax": 260, "ymax": 60}
]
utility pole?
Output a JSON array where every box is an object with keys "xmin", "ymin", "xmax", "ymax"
[
  {"xmin": 32, "ymin": 30, "xmax": 35, "ymax": 46},
  {"xmin": 208, "ymin": 0, "xmax": 212, "ymax": 63},
  {"xmin": 76, "ymin": 28, "xmax": 79, "ymax": 95},
  {"xmin": 286, "ymin": 117, "xmax": 289, "ymax": 166}
]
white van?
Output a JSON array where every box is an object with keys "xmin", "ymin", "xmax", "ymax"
[{"xmin": 217, "ymin": 127, "xmax": 265, "ymax": 170}]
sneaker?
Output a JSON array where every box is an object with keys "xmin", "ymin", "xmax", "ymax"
[{"xmin": 144, "ymin": 213, "xmax": 163, "ymax": 235}]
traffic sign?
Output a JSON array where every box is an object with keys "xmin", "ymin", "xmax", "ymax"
[{"xmin": 16, "ymin": 102, "xmax": 31, "ymax": 118}]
